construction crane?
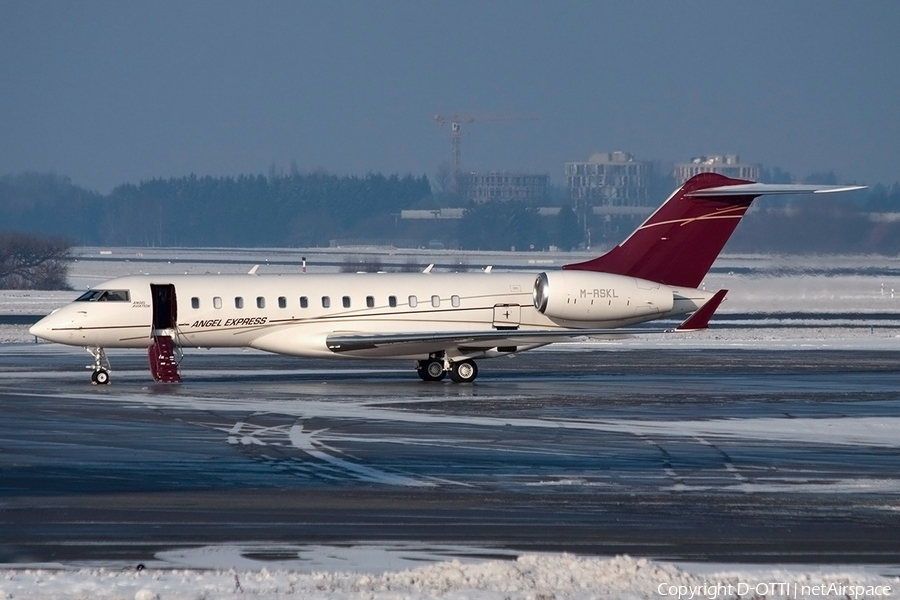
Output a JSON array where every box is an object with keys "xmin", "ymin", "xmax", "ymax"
[{"xmin": 433, "ymin": 113, "xmax": 538, "ymax": 189}]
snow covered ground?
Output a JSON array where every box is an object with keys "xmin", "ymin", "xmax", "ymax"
[{"xmin": 1, "ymin": 552, "xmax": 899, "ymax": 600}]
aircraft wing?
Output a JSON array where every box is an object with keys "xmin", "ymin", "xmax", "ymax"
[{"xmin": 325, "ymin": 327, "xmax": 663, "ymax": 353}]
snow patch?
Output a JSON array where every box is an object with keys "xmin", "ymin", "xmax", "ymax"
[{"xmin": 1, "ymin": 553, "xmax": 898, "ymax": 599}]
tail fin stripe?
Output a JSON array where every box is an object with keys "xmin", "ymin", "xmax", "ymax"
[{"xmin": 638, "ymin": 210, "xmax": 746, "ymax": 232}]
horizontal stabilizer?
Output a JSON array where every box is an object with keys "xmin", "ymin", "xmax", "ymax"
[
  {"xmin": 675, "ymin": 289, "xmax": 727, "ymax": 331},
  {"xmin": 688, "ymin": 183, "xmax": 867, "ymax": 197}
]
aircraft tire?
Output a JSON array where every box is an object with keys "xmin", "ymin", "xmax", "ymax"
[
  {"xmin": 418, "ymin": 359, "xmax": 446, "ymax": 382},
  {"xmin": 449, "ymin": 360, "xmax": 478, "ymax": 383},
  {"xmin": 93, "ymin": 369, "xmax": 110, "ymax": 385}
]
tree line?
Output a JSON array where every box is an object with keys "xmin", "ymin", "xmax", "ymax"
[
  {"xmin": 1, "ymin": 171, "xmax": 899, "ymax": 254},
  {"xmin": 0, "ymin": 171, "xmax": 431, "ymax": 247}
]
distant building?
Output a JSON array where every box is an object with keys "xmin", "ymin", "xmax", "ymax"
[
  {"xmin": 400, "ymin": 208, "xmax": 466, "ymax": 220},
  {"xmin": 464, "ymin": 172, "xmax": 549, "ymax": 204},
  {"xmin": 565, "ymin": 151, "xmax": 651, "ymax": 207},
  {"xmin": 673, "ymin": 155, "xmax": 760, "ymax": 186}
]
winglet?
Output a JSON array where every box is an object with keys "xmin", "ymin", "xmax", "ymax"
[{"xmin": 675, "ymin": 289, "xmax": 728, "ymax": 331}]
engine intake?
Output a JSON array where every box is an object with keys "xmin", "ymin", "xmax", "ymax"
[{"xmin": 533, "ymin": 271, "xmax": 674, "ymax": 322}]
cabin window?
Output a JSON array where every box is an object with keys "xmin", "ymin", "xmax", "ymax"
[
  {"xmin": 366, "ymin": 296, "xmax": 375, "ymax": 308},
  {"xmin": 431, "ymin": 295, "xmax": 440, "ymax": 307},
  {"xmin": 278, "ymin": 296, "xmax": 287, "ymax": 309},
  {"xmin": 342, "ymin": 296, "xmax": 351, "ymax": 308},
  {"xmin": 191, "ymin": 297, "xmax": 200, "ymax": 309},
  {"xmin": 300, "ymin": 296, "xmax": 308, "ymax": 309},
  {"xmin": 257, "ymin": 296, "xmax": 266, "ymax": 309},
  {"xmin": 213, "ymin": 296, "xmax": 222, "ymax": 309},
  {"xmin": 389, "ymin": 296, "xmax": 397, "ymax": 308},
  {"xmin": 451, "ymin": 295, "xmax": 460, "ymax": 307},
  {"xmin": 408, "ymin": 295, "xmax": 417, "ymax": 308},
  {"xmin": 322, "ymin": 296, "xmax": 330, "ymax": 308},
  {"xmin": 235, "ymin": 297, "xmax": 244, "ymax": 309}
]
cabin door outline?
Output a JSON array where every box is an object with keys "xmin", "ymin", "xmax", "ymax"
[
  {"xmin": 492, "ymin": 303, "xmax": 521, "ymax": 330},
  {"xmin": 150, "ymin": 283, "xmax": 177, "ymax": 332}
]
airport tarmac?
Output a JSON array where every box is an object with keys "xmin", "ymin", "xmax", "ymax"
[{"xmin": 1, "ymin": 343, "xmax": 900, "ymax": 566}]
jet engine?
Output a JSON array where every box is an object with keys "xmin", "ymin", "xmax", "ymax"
[{"xmin": 533, "ymin": 271, "xmax": 674, "ymax": 321}]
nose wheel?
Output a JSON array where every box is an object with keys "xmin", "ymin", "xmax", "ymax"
[
  {"xmin": 86, "ymin": 347, "xmax": 112, "ymax": 385},
  {"xmin": 91, "ymin": 369, "xmax": 110, "ymax": 385}
]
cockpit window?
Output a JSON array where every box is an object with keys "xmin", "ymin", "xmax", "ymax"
[{"xmin": 75, "ymin": 289, "xmax": 131, "ymax": 302}]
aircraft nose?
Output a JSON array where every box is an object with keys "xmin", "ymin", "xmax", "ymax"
[
  {"xmin": 29, "ymin": 315, "xmax": 50, "ymax": 339},
  {"xmin": 29, "ymin": 310, "xmax": 62, "ymax": 342}
]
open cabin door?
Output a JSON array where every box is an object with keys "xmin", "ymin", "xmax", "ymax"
[
  {"xmin": 151, "ymin": 283, "xmax": 177, "ymax": 331},
  {"xmin": 148, "ymin": 283, "xmax": 181, "ymax": 383}
]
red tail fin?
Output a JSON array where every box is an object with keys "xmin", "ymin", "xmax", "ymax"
[{"xmin": 564, "ymin": 173, "xmax": 754, "ymax": 288}]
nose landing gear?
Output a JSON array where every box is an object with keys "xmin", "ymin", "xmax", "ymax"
[{"xmin": 86, "ymin": 347, "xmax": 111, "ymax": 385}]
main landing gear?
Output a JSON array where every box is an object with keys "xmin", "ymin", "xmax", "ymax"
[
  {"xmin": 86, "ymin": 347, "xmax": 111, "ymax": 385},
  {"xmin": 416, "ymin": 354, "xmax": 479, "ymax": 383}
]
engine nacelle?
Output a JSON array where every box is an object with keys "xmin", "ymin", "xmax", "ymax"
[{"xmin": 533, "ymin": 271, "xmax": 674, "ymax": 322}]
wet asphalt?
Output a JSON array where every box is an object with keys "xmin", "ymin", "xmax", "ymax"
[{"xmin": 1, "ymin": 345, "xmax": 899, "ymax": 564}]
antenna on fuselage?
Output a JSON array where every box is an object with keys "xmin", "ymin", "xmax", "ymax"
[{"xmin": 248, "ymin": 265, "xmax": 260, "ymax": 276}]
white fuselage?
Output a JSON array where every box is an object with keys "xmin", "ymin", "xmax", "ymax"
[{"xmin": 30, "ymin": 271, "xmax": 711, "ymax": 361}]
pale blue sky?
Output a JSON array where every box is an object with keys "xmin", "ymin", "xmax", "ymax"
[{"xmin": 1, "ymin": 1, "xmax": 897, "ymax": 192}]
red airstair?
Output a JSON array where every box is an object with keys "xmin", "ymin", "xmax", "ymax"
[{"xmin": 148, "ymin": 334, "xmax": 182, "ymax": 383}]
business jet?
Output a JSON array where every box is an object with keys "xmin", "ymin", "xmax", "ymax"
[{"xmin": 29, "ymin": 173, "xmax": 864, "ymax": 384}]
